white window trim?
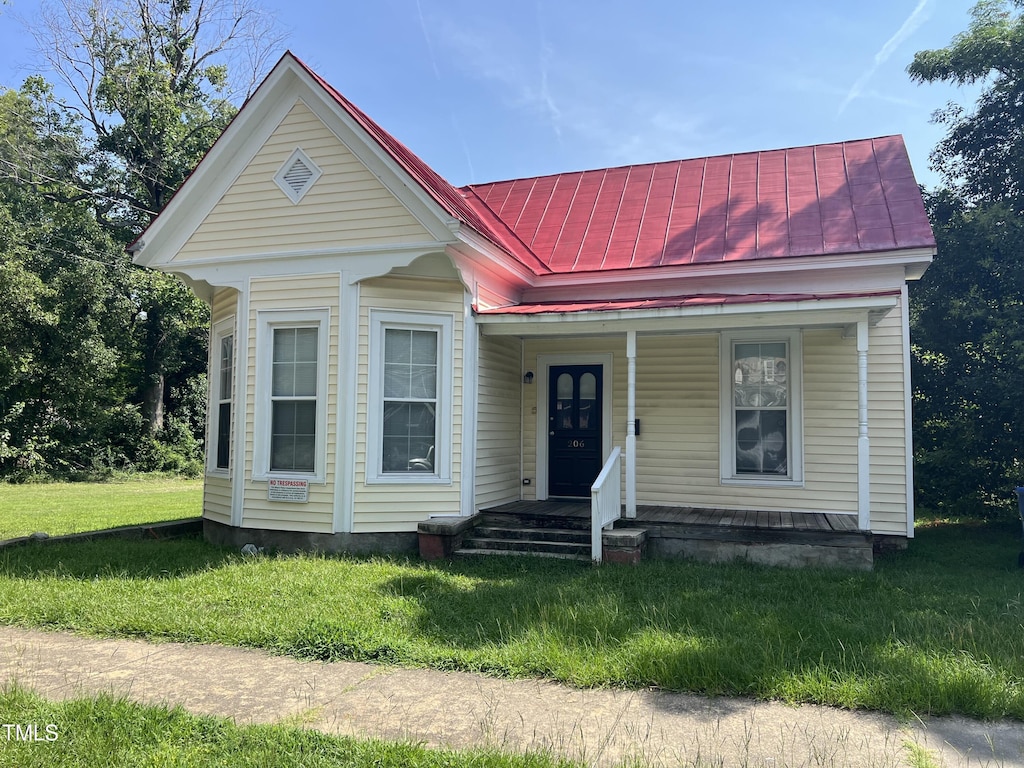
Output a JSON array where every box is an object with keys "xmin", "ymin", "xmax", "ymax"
[
  {"xmin": 207, "ymin": 316, "xmax": 236, "ymax": 477},
  {"xmin": 253, "ymin": 308, "xmax": 330, "ymax": 483},
  {"xmin": 366, "ymin": 309, "xmax": 453, "ymax": 485},
  {"xmin": 719, "ymin": 330, "xmax": 804, "ymax": 486}
]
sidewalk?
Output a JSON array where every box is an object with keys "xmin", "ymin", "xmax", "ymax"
[{"xmin": 1, "ymin": 626, "xmax": 1021, "ymax": 767}]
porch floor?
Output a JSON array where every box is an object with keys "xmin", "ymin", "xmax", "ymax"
[
  {"xmin": 477, "ymin": 500, "xmax": 873, "ymax": 569},
  {"xmin": 481, "ymin": 500, "xmax": 862, "ymax": 534}
]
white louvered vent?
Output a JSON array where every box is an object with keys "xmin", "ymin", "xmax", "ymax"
[{"xmin": 274, "ymin": 148, "xmax": 322, "ymax": 204}]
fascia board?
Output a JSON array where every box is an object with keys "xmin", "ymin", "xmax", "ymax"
[
  {"xmin": 134, "ymin": 62, "xmax": 303, "ymax": 267},
  {"xmin": 294, "ymin": 87, "xmax": 460, "ymax": 243},
  {"xmin": 526, "ymin": 248, "xmax": 936, "ymax": 290},
  {"xmin": 476, "ymin": 295, "xmax": 899, "ymax": 337},
  {"xmin": 448, "ymin": 231, "xmax": 537, "ymax": 287},
  {"xmin": 135, "ymin": 56, "xmax": 461, "ymax": 269}
]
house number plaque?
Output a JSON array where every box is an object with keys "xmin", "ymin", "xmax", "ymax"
[{"xmin": 267, "ymin": 478, "xmax": 309, "ymax": 503}]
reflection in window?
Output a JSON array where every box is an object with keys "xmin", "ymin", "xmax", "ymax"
[
  {"xmin": 270, "ymin": 327, "xmax": 318, "ymax": 472},
  {"xmin": 556, "ymin": 372, "xmax": 574, "ymax": 429},
  {"xmin": 383, "ymin": 328, "xmax": 438, "ymax": 472},
  {"xmin": 215, "ymin": 333, "xmax": 233, "ymax": 470},
  {"xmin": 579, "ymin": 372, "xmax": 596, "ymax": 429},
  {"xmin": 733, "ymin": 342, "xmax": 788, "ymax": 475}
]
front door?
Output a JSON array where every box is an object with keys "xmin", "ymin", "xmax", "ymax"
[{"xmin": 548, "ymin": 365, "xmax": 603, "ymax": 497}]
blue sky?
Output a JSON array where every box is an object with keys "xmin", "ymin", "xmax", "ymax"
[{"xmin": 0, "ymin": 0, "xmax": 982, "ymax": 189}]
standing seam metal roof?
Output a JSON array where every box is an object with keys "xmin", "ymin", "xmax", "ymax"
[{"xmin": 294, "ymin": 53, "xmax": 934, "ymax": 277}]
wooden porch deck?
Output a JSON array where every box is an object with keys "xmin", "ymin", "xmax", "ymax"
[
  {"xmin": 476, "ymin": 500, "xmax": 873, "ymax": 568},
  {"xmin": 481, "ymin": 500, "xmax": 862, "ymax": 534}
]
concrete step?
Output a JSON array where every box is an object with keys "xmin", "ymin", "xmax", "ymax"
[
  {"xmin": 458, "ymin": 536, "xmax": 591, "ymax": 558},
  {"xmin": 455, "ymin": 547, "xmax": 590, "ymax": 561},
  {"xmin": 472, "ymin": 525, "xmax": 590, "ymax": 544},
  {"xmin": 477, "ymin": 513, "xmax": 592, "ymax": 532}
]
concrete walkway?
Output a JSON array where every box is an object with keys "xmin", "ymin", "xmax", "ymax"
[{"xmin": 1, "ymin": 627, "xmax": 1021, "ymax": 767}]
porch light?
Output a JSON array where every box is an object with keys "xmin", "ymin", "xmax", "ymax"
[{"xmin": 523, "ymin": 371, "xmax": 534, "ymax": 384}]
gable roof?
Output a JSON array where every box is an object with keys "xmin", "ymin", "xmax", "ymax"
[
  {"xmin": 291, "ymin": 55, "xmax": 933, "ymax": 279},
  {"xmin": 137, "ymin": 52, "xmax": 934, "ymax": 283},
  {"xmin": 466, "ymin": 138, "xmax": 935, "ymax": 274}
]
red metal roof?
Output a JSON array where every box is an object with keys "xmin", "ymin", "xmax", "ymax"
[
  {"xmin": 293, "ymin": 53, "xmax": 933, "ymax": 277},
  {"xmin": 466, "ymin": 138, "xmax": 935, "ymax": 274},
  {"xmin": 475, "ymin": 291, "xmax": 902, "ymax": 315}
]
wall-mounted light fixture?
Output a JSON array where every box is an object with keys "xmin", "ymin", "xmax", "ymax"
[{"xmin": 523, "ymin": 371, "xmax": 534, "ymax": 384}]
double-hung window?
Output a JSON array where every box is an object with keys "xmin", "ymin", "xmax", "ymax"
[
  {"xmin": 720, "ymin": 331, "xmax": 802, "ymax": 484},
  {"xmin": 254, "ymin": 309, "xmax": 329, "ymax": 481},
  {"xmin": 367, "ymin": 310, "xmax": 452, "ymax": 483},
  {"xmin": 209, "ymin": 317, "xmax": 235, "ymax": 474}
]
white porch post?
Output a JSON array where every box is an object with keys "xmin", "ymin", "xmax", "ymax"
[
  {"xmin": 857, "ymin": 320, "xmax": 871, "ymax": 531},
  {"xmin": 626, "ymin": 330, "xmax": 637, "ymax": 519}
]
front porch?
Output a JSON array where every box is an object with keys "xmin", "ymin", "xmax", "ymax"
[{"xmin": 421, "ymin": 501, "xmax": 874, "ymax": 570}]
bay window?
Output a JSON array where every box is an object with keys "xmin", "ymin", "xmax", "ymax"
[
  {"xmin": 254, "ymin": 309, "xmax": 329, "ymax": 481},
  {"xmin": 367, "ymin": 310, "xmax": 452, "ymax": 483}
]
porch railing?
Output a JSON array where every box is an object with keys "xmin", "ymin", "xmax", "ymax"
[{"xmin": 590, "ymin": 445, "xmax": 622, "ymax": 563}]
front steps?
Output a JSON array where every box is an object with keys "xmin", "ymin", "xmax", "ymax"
[
  {"xmin": 418, "ymin": 502, "xmax": 873, "ymax": 569},
  {"xmin": 457, "ymin": 518, "xmax": 591, "ymax": 560}
]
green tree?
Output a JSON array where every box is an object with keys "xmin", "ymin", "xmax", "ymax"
[
  {"xmin": 911, "ymin": 193, "xmax": 1024, "ymax": 513},
  {"xmin": 909, "ymin": 0, "xmax": 1024, "ymax": 513},
  {"xmin": 909, "ymin": 0, "xmax": 1024, "ymax": 210},
  {"xmin": 28, "ymin": 0, "xmax": 281, "ymax": 435},
  {"xmin": 0, "ymin": 84, "xmax": 136, "ymax": 476}
]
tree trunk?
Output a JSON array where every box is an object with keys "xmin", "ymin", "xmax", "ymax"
[{"xmin": 142, "ymin": 372, "xmax": 164, "ymax": 436}]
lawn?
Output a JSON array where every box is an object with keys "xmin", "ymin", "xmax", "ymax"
[
  {"xmin": 0, "ymin": 477, "xmax": 201, "ymax": 539},
  {"xmin": 0, "ymin": 511, "xmax": 1022, "ymax": 720},
  {"xmin": 0, "ymin": 686, "xmax": 576, "ymax": 768}
]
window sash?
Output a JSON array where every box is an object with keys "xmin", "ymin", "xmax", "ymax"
[
  {"xmin": 268, "ymin": 324, "xmax": 319, "ymax": 475},
  {"xmin": 381, "ymin": 327, "xmax": 439, "ymax": 474},
  {"xmin": 211, "ymin": 327, "xmax": 233, "ymax": 473}
]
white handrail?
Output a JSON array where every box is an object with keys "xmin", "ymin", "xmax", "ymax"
[{"xmin": 590, "ymin": 446, "xmax": 623, "ymax": 563}]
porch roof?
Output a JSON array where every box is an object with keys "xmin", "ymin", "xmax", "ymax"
[
  {"xmin": 474, "ymin": 290, "xmax": 902, "ymax": 315},
  {"xmin": 474, "ymin": 290, "xmax": 901, "ymax": 335}
]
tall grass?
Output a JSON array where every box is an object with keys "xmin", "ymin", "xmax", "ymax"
[
  {"xmin": 0, "ymin": 516, "xmax": 1021, "ymax": 719},
  {"xmin": 0, "ymin": 477, "xmax": 201, "ymax": 539},
  {"xmin": 0, "ymin": 686, "xmax": 577, "ymax": 768}
]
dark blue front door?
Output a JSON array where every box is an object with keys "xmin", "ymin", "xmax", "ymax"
[{"xmin": 548, "ymin": 365, "xmax": 603, "ymax": 498}]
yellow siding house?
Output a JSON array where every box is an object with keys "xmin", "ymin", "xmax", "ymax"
[{"xmin": 133, "ymin": 53, "xmax": 935, "ymax": 565}]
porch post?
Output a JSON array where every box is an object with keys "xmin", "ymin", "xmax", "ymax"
[
  {"xmin": 857, "ymin": 321, "xmax": 870, "ymax": 531},
  {"xmin": 626, "ymin": 330, "xmax": 637, "ymax": 519}
]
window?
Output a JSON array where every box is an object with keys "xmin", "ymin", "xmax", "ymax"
[
  {"xmin": 253, "ymin": 309, "xmax": 329, "ymax": 481},
  {"xmin": 367, "ymin": 310, "xmax": 452, "ymax": 483},
  {"xmin": 720, "ymin": 332, "xmax": 802, "ymax": 484},
  {"xmin": 209, "ymin": 318, "xmax": 234, "ymax": 475},
  {"xmin": 271, "ymin": 327, "xmax": 318, "ymax": 473}
]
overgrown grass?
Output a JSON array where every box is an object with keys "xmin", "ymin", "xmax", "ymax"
[
  {"xmin": 0, "ymin": 477, "xmax": 201, "ymax": 539},
  {"xmin": 0, "ymin": 686, "xmax": 577, "ymax": 768},
  {"xmin": 0, "ymin": 515, "xmax": 1022, "ymax": 720}
]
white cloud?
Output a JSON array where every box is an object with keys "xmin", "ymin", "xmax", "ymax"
[{"xmin": 838, "ymin": 0, "xmax": 933, "ymax": 115}]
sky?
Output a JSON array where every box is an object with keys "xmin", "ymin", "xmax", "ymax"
[{"xmin": 0, "ymin": 0, "xmax": 984, "ymax": 190}]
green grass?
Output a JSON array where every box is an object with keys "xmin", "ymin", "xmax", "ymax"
[
  {"xmin": 0, "ymin": 477, "xmax": 201, "ymax": 539},
  {"xmin": 0, "ymin": 511, "xmax": 1022, "ymax": 720},
  {"xmin": 0, "ymin": 686, "xmax": 577, "ymax": 768}
]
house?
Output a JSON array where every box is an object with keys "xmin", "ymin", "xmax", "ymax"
[{"xmin": 132, "ymin": 52, "xmax": 935, "ymax": 567}]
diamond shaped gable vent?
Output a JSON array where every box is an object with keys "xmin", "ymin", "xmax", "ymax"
[{"xmin": 274, "ymin": 148, "xmax": 322, "ymax": 204}]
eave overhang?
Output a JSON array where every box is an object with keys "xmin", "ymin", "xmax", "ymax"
[{"xmin": 475, "ymin": 291, "xmax": 901, "ymax": 337}]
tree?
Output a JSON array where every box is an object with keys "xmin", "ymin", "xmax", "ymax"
[
  {"xmin": 0, "ymin": 83, "xmax": 136, "ymax": 476},
  {"xmin": 908, "ymin": 0, "xmax": 1024, "ymax": 210},
  {"xmin": 909, "ymin": 0, "xmax": 1024, "ymax": 514},
  {"xmin": 25, "ymin": 0, "xmax": 282, "ymax": 434},
  {"xmin": 911, "ymin": 192, "xmax": 1024, "ymax": 513}
]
